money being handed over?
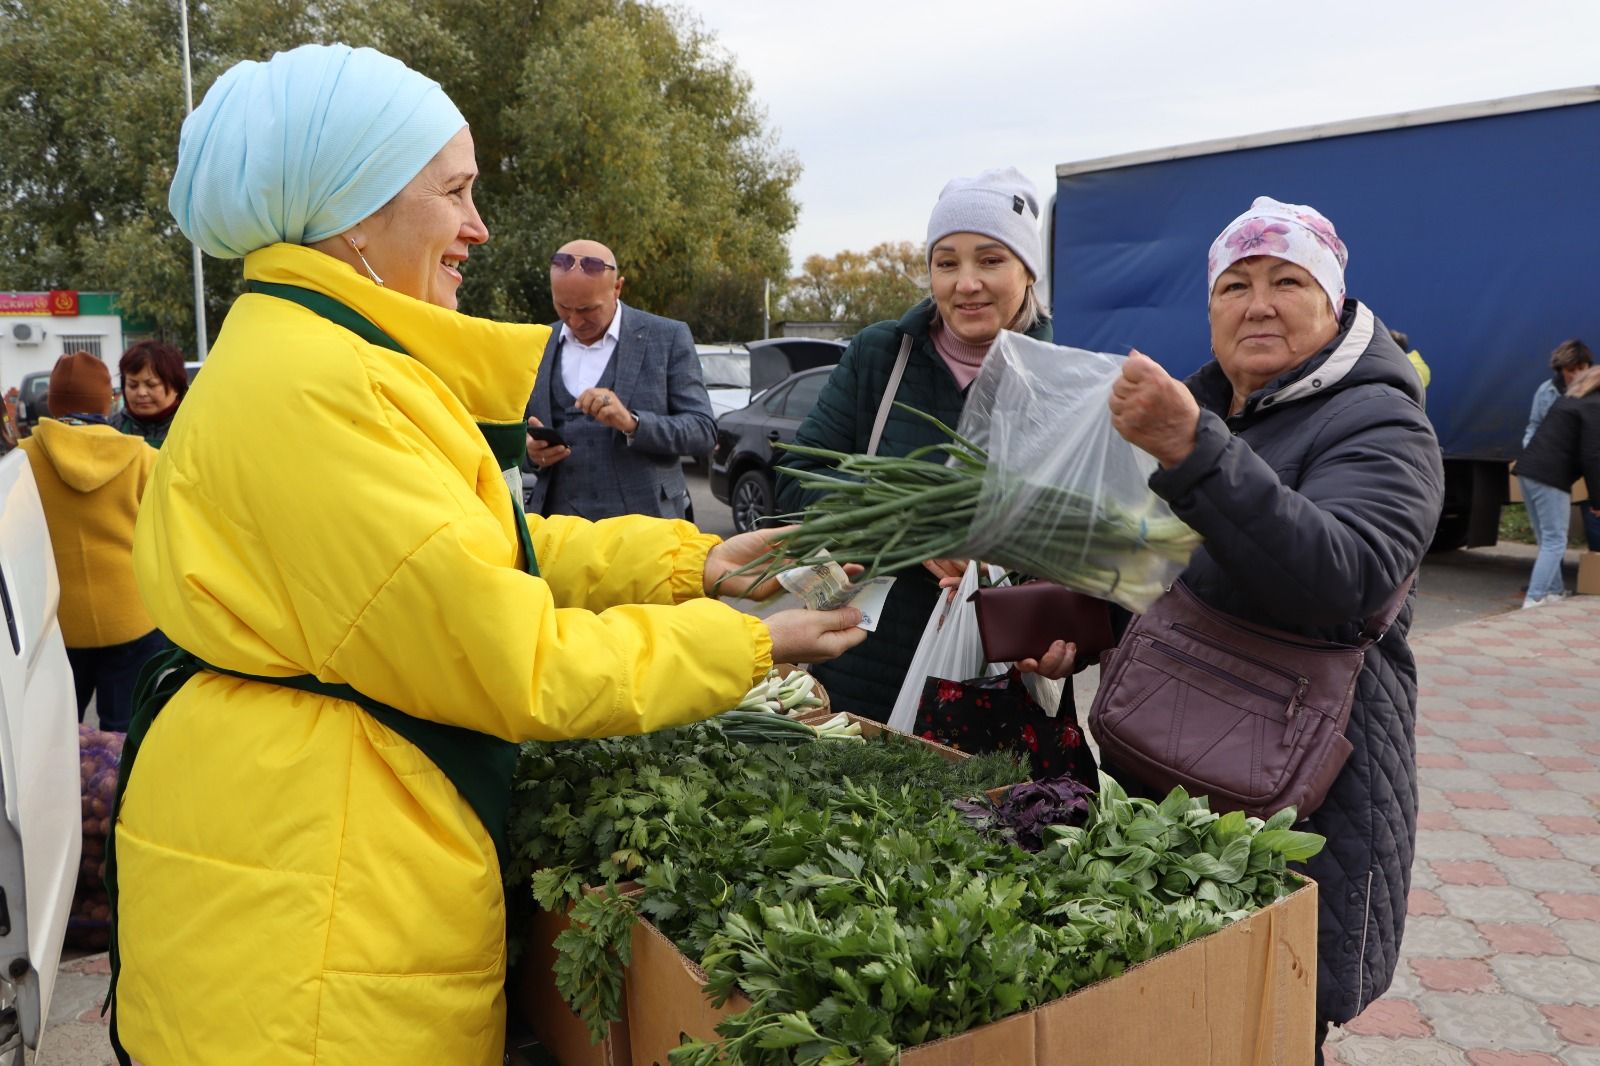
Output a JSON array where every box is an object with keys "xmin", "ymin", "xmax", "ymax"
[{"xmin": 777, "ymin": 558, "xmax": 895, "ymax": 632}]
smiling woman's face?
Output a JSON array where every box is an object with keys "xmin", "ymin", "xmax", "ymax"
[
  {"xmin": 1208, "ymin": 255, "xmax": 1340, "ymax": 403},
  {"xmin": 360, "ymin": 127, "xmax": 488, "ymax": 310},
  {"xmin": 929, "ymin": 232, "xmax": 1030, "ymax": 346}
]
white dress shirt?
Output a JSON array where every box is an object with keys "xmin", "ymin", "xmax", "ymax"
[{"xmin": 558, "ymin": 305, "xmax": 624, "ymax": 399}]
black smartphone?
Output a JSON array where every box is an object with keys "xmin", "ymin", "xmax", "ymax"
[{"xmin": 527, "ymin": 425, "xmax": 568, "ymax": 448}]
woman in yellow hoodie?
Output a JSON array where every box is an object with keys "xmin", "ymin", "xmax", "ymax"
[
  {"xmin": 20, "ymin": 353, "xmax": 161, "ymax": 732},
  {"xmin": 109, "ymin": 43, "xmax": 864, "ymax": 1065}
]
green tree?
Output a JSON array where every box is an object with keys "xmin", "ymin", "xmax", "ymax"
[
  {"xmin": 0, "ymin": 0, "xmax": 797, "ymax": 350},
  {"xmin": 779, "ymin": 241, "xmax": 926, "ymax": 328}
]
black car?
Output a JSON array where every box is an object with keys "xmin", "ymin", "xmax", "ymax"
[
  {"xmin": 744, "ymin": 337, "xmax": 846, "ymax": 393},
  {"xmin": 709, "ymin": 366, "xmax": 833, "ymax": 533},
  {"xmin": 14, "ymin": 371, "xmax": 50, "ymax": 437}
]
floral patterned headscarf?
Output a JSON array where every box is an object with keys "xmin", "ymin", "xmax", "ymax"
[{"xmin": 1206, "ymin": 196, "xmax": 1348, "ymax": 315}]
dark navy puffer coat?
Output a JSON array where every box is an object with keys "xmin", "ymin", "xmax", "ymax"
[{"xmin": 1143, "ymin": 301, "xmax": 1443, "ymax": 1024}]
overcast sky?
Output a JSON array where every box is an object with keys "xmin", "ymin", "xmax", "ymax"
[{"xmin": 677, "ymin": 0, "xmax": 1600, "ymax": 265}]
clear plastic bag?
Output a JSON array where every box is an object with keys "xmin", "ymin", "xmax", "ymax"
[{"xmin": 954, "ymin": 332, "xmax": 1200, "ymax": 613}]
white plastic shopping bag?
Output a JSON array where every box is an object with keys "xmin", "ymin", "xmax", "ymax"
[
  {"xmin": 886, "ymin": 561, "xmax": 1007, "ymax": 733},
  {"xmin": 1018, "ymin": 667, "xmax": 1065, "ymax": 719}
]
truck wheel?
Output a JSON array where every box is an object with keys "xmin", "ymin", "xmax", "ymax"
[{"xmin": 731, "ymin": 470, "xmax": 774, "ymax": 534}]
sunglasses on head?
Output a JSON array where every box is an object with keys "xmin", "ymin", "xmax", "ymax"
[{"xmin": 550, "ymin": 252, "xmax": 617, "ymax": 276}]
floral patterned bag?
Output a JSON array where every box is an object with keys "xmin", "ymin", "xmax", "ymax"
[{"xmin": 914, "ymin": 668, "xmax": 1097, "ymax": 784}]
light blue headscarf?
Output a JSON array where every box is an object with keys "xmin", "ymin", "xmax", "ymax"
[{"xmin": 169, "ymin": 43, "xmax": 466, "ymax": 259}]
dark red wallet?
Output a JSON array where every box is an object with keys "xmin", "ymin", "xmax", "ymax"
[{"xmin": 968, "ymin": 582, "xmax": 1116, "ymax": 664}]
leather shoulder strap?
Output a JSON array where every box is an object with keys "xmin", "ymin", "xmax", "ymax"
[
  {"xmin": 1150, "ymin": 573, "xmax": 1416, "ymax": 650},
  {"xmin": 1359, "ymin": 571, "xmax": 1418, "ymax": 646},
  {"xmin": 866, "ymin": 334, "xmax": 913, "ymax": 458}
]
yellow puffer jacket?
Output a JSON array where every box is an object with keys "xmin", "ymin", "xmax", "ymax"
[
  {"xmin": 20, "ymin": 420, "xmax": 158, "ymax": 647},
  {"xmin": 115, "ymin": 244, "xmax": 771, "ymax": 1065}
]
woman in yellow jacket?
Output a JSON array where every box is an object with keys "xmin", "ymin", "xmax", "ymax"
[
  {"xmin": 20, "ymin": 353, "xmax": 162, "ymax": 731},
  {"xmin": 110, "ymin": 43, "xmax": 864, "ymax": 1065}
]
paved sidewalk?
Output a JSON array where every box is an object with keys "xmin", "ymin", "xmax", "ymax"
[
  {"xmin": 30, "ymin": 595, "xmax": 1600, "ymax": 1065},
  {"xmin": 29, "ymin": 952, "xmax": 113, "ymax": 1065},
  {"xmin": 1326, "ymin": 595, "xmax": 1600, "ymax": 1065}
]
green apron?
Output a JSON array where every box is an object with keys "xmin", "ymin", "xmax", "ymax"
[{"xmin": 106, "ymin": 283, "xmax": 539, "ymax": 1061}]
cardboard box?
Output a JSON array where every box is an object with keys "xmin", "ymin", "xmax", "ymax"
[
  {"xmin": 514, "ymin": 894, "xmax": 636, "ymax": 1066},
  {"xmin": 626, "ymin": 882, "xmax": 1318, "ymax": 1066},
  {"xmin": 1579, "ymin": 551, "xmax": 1600, "ymax": 595}
]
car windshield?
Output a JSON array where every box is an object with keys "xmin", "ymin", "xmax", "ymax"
[{"xmin": 699, "ymin": 353, "xmax": 750, "ymax": 389}]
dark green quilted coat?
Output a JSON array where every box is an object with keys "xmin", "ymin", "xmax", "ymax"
[{"xmin": 775, "ymin": 298, "xmax": 1051, "ymax": 720}]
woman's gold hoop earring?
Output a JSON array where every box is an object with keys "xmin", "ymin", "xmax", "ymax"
[{"xmin": 347, "ymin": 238, "xmax": 384, "ymax": 286}]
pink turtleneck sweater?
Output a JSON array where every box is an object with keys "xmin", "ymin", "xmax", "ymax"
[{"xmin": 930, "ymin": 322, "xmax": 990, "ymax": 389}]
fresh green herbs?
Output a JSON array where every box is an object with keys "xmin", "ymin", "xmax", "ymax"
[
  {"xmin": 506, "ymin": 722, "xmax": 1322, "ymax": 1062},
  {"xmin": 662, "ymin": 775, "xmax": 1320, "ymax": 1064},
  {"xmin": 503, "ymin": 721, "xmax": 1025, "ymax": 964}
]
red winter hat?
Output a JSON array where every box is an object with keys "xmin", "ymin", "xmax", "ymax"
[{"xmin": 48, "ymin": 352, "xmax": 113, "ymax": 417}]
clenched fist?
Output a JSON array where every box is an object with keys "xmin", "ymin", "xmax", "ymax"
[{"xmin": 1108, "ymin": 351, "xmax": 1200, "ymax": 469}]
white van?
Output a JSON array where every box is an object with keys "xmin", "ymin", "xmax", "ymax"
[{"xmin": 0, "ymin": 422, "xmax": 82, "ymax": 1061}]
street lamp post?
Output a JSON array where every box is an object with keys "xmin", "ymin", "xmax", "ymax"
[{"xmin": 178, "ymin": 0, "xmax": 208, "ymax": 361}]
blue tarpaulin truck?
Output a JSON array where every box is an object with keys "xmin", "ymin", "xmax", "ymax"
[{"xmin": 1045, "ymin": 86, "xmax": 1600, "ymax": 550}]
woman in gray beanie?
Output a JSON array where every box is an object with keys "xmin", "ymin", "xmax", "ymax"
[{"xmin": 776, "ymin": 167, "xmax": 1090, "ymax": 774}]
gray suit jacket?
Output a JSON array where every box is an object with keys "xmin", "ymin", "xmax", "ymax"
[{"xmin": 523, "ymin": 302, "xmax": 716, "ymax": 519}]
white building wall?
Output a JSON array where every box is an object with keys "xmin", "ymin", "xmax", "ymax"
[{"xmin": 0, "ymin": 313, "xmax": 125, "ymax": 394}]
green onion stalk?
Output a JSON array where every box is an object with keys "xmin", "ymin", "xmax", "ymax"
[{"xmin": 722, "ymin": 405, "xmax": 1201, "ymax": 612}]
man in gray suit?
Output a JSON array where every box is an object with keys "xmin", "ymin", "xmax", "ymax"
[{"xmin": 524, "ymin": 238, "xmax": 716, "ymax": 520}]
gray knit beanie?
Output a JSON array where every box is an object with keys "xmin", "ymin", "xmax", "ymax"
[{"xmin": 925, "ymin": 166, "xmax": 1043, "ymax": 281}]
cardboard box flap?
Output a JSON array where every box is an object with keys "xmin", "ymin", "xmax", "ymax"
[
  {"xmin": 1027, "ymin": 882, "xmax": 1317, "ymax": 1065},
  {"xmin": 515, "ymin": 883, "xmax": 642, "ymax": 1066},
  {"xmin": 901, "ymin": 1012, "xmax": 1035, "ymax": 1065},
  {"xmin": 626, "ymin": 919, "xmax": 742, "ymax": 1066},
  {"xmin": 1579, "ymin": 552, "xmax": 1600, "ymax": 595}
]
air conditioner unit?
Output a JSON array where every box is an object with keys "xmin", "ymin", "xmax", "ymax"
[{"xmin": 11, "ymin": 322, "xmax": 42, "ymax": 346}]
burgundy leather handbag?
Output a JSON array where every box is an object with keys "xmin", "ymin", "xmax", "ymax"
[{"xmin": 1089, "ymin": 576, "xmax": 1413, "ymax": 820}]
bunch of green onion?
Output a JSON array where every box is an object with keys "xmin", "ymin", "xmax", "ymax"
[
  {"xmin": 733, "ymin": 668, "xmax": 825, "ymax": 717},
  {"xmin": 715, "ymin": 710, "xmax": 863, "ymax": 744},
  {"xmin": 729, "ymin": 406, "xmax": 1201, "ymax": 610}
]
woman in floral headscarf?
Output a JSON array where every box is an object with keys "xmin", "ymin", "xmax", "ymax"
[{"xmin": 1104, "ymin": 197, "xmax": 1444, "ymax": 1062}]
